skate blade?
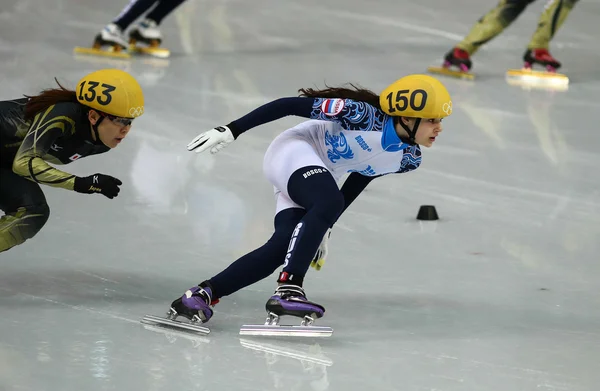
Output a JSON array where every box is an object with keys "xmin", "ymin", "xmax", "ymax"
[
  {"xmin": 427, "ymin": 66, "xmax": 475, "ymax": 80},
  {"xmin": 240, "ymin": 339, "xmax": 333, "ymax": 366},
  {"xmin": 506, "ymin": 68, "xmax": 569, "ymax": 91},
  {"xmin": 141, "ymin": 314, "xmax": 210, "ymax": 335},
  {"xmin": 239, "ymin": 324, "xmax": 333, "ymax": 337},
  {"xmin": 73, "ymin": 47, "xmax": 131, "ymax": 59},
  {"xmin": 130, "ymin": 46, "xmax": 170, "ymax": 59}
]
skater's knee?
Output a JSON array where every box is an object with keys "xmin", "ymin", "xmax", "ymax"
[
  {"xmin": 499, "ymin": 0, "xmax": 532, "ymax": 22},
  {"xmin": 311, "ymin": 192, "xmax": 344, "ymax": 225},
  {"xmin": 0, "ymin": 203, "xmax": 50, "ymax": 251}
]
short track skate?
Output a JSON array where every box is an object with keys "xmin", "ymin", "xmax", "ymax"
[
  {"xmin": 141, "ymin": 307, "xmax": 210, "ymax": 335},
  {"xmin": 128, "ymin": 29, "xmax": 170, "ymax": 59},
  {"xmin": 427, "ymin": 48, "xmax": 475, "ymax": 80},
  {"xmin": 505, "ymin": 49, "xmax": 569, "ymax": 91},
  {"xmin": 73, "ymin": 34, "xmax": 131, "ymax": 59},
  {"xmin": 240, "ymin": 284, "xmax": 333, "ymax": 337}
]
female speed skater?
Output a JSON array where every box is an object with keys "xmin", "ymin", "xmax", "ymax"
[
  {"xmin": 169, "ymin": 74, "xmax": 453, "ymax": 328},
  {"xmin": 0, "ymin": 69, "xmax": 145, "ymax": 253}
]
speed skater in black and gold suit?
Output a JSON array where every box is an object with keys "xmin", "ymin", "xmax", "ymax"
[
  {"xmin": 0, "ymin": 69, "xmax": 145, "ymax": 253},
  {"xmin": 443, "ymin": 0, "xmax": 580, "ymax": 72}
]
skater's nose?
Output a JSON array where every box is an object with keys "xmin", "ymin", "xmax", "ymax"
[{"xmin": 120, "ymin": 124, "xmax": 131, "ymax": 135}]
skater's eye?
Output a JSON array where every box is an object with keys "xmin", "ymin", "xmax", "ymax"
[{"xmin": 110, "ymin": 116, "xmax": 134, "ymax": 126}]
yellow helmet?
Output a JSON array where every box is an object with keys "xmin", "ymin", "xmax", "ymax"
[
  {"xmin": 379, "ymin": 74, "xmax": 452, "ymax": 119},
  {"xmin": 76, "ymin": 69, "xmax": 144, "ymax": 118}
]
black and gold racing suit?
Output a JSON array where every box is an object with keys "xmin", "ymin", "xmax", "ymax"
[{"xmin": 0, "ymin": 98, "xmax": 109, "ymax": 252}]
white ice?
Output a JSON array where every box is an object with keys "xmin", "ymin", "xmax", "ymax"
[{"xmin": 1, "ymin": 0, "xmax": 599, "ymax": 390}]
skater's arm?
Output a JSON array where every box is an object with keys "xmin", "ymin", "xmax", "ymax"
[
  {"xmin": 338, "ymin": 172, "xmax": 381, "ymax": 214},
  {"xmin": 12, "ymin": 104, "xmax": 78, "ymax": 190},
  {"xmin": 227, "ymin": 97, "xmax": 315, "ymax": 138},
  {"xmin": 227, "ymin": 97, "xmax": 385, "ymax": 138}
]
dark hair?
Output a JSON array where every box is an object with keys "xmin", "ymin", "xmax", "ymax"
[
  {"xmin": 23, "ymin": 78, "xmax": 80, "ymax": 120},
  {"xmin": 298, "ymin": 83, "xmax": 381, "ymax": 110}
]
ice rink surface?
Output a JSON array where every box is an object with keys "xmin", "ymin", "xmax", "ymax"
[{"xmin": 1, "ymin": 0, "xmax": 599, "ymax": 390}]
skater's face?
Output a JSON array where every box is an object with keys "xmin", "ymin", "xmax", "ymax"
[
  {"xmin": 398, "ymin": 117, "xmax": 443, "ymax": 147},
  {"xmin": 88, "ymin": 110, "xmax": 133, "ymax": 148}
]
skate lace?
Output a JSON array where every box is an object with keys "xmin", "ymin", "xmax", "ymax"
[
  {"xmin": 275, "ymin": 284, "xmax": 306, "ymax": 299},
  {"xmin": 193, "ymin": 287, "xmax": 213, "ymax": 305}
]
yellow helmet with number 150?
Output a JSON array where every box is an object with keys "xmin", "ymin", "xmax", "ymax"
[
  {"xmin": 379, "ymin": 74, "xmax": 452, "ymax": 119},
  {"xmin": 76, "ymin": 69, "xmax": 144, "ymax": 118}
]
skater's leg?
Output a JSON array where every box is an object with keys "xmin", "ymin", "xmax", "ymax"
[
  {"xmin": 208, "ymin": 207, "xmax": 307, "ymax": 298},
  {"xmin": 145, "ymin": 0, "xmax": 187, "ymax": 25},
  {"xmin": 277, "ymin": 166, "xmax": 344, "ymax": 286},
  {"xmin": 456, "ymin": 0, "xmax": 536, "ymax": 55},
  {"xmin": 169, "ymin": 205, "xmax": 305, "ymax": 323},
  {"xmin": 0, "ymin": 169, "xmax": 50, "ymax": 253},
  {"xmin": 521, "ymin": 0, "xmax": 579, "ymax": 68},
  {"xmin": 112, "ymin": 0, "xmax": 159, "ymax": 31}
]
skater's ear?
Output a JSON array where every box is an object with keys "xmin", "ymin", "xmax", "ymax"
[
  {"xmin": 87, "ymin": 110, "xmax": 101, "ymax": 125},
  {"xmin": 400, "ymin": 116, "xmax": 415, "ymax": 126}
]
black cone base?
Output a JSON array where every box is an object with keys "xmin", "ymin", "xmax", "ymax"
[{"xmin": 417, "ymin": 205, "xmax": 439, "ymax": 221}]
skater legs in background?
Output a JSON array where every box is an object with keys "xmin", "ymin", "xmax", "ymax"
[
  {"xmin": 435, "ymin": 0, "xmax": 579, "ymax": 75},
  {"xmin": 523, "ymin": 0, "xmax": 580, "ymax": 71},
  {"xmin": 87, "ymin": 0, "xmax": 187, "ymax": 55}
]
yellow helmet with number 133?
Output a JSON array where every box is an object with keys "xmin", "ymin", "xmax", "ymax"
[{"xmin": 76, "ymin": 69, "xmax": 145, "ymax": 119}]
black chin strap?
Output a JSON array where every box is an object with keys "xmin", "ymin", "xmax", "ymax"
[
  {"xmin": 397, "ymin": 117, "xmax": 421, "ymax": 145},
  {"xmin": 91, "ymin": 116, "xmax": 106, "ymax": 146}
]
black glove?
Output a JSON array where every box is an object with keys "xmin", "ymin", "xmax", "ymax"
[{"xmin": 74, "ymin": 173, "xmax": 122, "ymax": 199}]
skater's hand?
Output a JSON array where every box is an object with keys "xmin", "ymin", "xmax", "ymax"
[
  {"xmin": 187, "ymin": 125, "xmax": 234, "ymax": 154},
  {"xmin": 311, "ymin": 228, "xmax": 332, "ymax": 271},
  {"xmin": 74, "ymin": 173, "xmax": 122, "ymax": 199}
]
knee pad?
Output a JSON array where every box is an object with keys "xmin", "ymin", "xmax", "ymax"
[
  {"xmin": 0, "ymin": 203, "xmax": 50, "ymax": 251},
  {"xmin": 13, "ymin": 203, "xmax": 50, "ymax": 241}
]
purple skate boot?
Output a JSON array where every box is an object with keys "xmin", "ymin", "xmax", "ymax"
[
  {"xmin": 141, "ymin": 281, "xmax": 216, "ymax": 335},
  {"xmin": 240, "ymin": 284, "xmax": 333, "ymax": 337}
]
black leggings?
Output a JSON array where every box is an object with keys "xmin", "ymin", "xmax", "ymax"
[
  {"xmin": 0, "ymin": 169, "xmax": 50, "ymax": 253},
  {"xmin": 113, "ymin": 0, "xmax": 187, "ymax": 30},
  {"xmin": 208, "ymin": 166, "xmax": 344, "ymax": 298}
]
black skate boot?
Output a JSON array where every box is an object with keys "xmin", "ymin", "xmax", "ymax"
[
  {"xmin": 240, "ymin": 278, "xmax": 333, "ymax": 337},
  {"xmin": 443, "ymin": 47, "xmax": 473, "ymax": 72},
  {"xmin": 523, "ymin": 48, "xmax": 561, "ymax": 72},
  {"xmin": 127, "ymin": 19, "xmax": 170, "ymax": 58},
  {"xmin": 141, "ymin": 281, "xmax": 217, "ymax": 335},
  {"xmin": 129, "ymin": 18, "xmax": 163, "ymax": 48},
  {"xmin": 428, "ymin": 47, "xmax": 474, "ymax": 80},
  {"xmin": 265, "ymin": 284, "xmax": 325, "ymax": 320},
  {"xmin": 92, "ymin": 23, "xmax": 129, "ymax": 52}
]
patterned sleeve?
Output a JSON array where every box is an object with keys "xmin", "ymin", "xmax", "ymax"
[
  {"xmin": 12, "ymin": 104, "xmax": 78, "ymax": 190},
  {"xmin": 396, "ymin": 145, "xmax": 422, "ymax": 173},
  {"xmin": 309, "ymin": 98, "xmax": 387, "ymax": 132}
]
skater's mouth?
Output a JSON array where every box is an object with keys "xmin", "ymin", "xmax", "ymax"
[
  {"xmin": 429, "ymin": 136, "xmax": 436, "ymax": 142},
  {"xmin": 115, "ymin": 137, "xmax": 124, "ymax": 143}
]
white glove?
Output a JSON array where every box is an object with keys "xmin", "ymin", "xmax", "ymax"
[
  {"xmin": 187, "ymin": 125, "xmax": 235, "ymax": 154},
  {"xmin": 311, "ymin": 228, "xmax": 332, "ymax": 271}
]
